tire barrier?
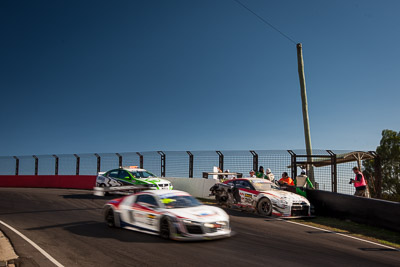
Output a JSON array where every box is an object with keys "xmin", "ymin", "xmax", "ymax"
[
  {"xmin": 306, "ymin": 189, "xmax": 400, "ymax": 232},
  {"xmin": 0, "ymin": 175, "xmax": 96, "ymax": 190}
]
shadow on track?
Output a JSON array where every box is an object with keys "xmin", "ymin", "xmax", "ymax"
[
  {"xmin": 25, "ymin": 220, "xmax": 166, "ymax": 243},
  {"xmin": 224, "ymin": 208, "xmax": 280, "ymax": 221},
  {"xmin": 29, "ymin": 220, "xmax": 228, "ymax": 244},
  {"xmin": 359, "ymin": 248, "xmax": 399, "ymax": 252},
  {"xmin": 64, "ymin": 221, "xmax": 232, "ymax": 244}
]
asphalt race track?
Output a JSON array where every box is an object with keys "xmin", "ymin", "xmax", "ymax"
[{"xmin": 0, "ymin": 188, "xmax": 399, "ymax": 267}]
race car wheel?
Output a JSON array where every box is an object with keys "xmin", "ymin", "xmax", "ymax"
[
  {"xmin": 160, "ymin": 218, "xmax": 171, "ymax": 240},
  {"xmin": 257, "ymin": 198, "xmax": 272, "ymax": 216},
  {"xmin": 99, "ymin": 183, "xmax": 109, "ymax": 196},
  {"xmin": 105, "ymin": 209, "xmax": 116, "ymax": 228}
]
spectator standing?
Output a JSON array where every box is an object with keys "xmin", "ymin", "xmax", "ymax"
[
  {"xmin": 249, "ymin": 170, "xmax": 256, "ymax": 178},
  {"xmin": 265, "ymin": 168, "xmax": 275, "ymax": 182},
  {"xmin": 350, "ymin": 167, "xmax": 368, "ymax": 197},
  {"xmin": 256, "ymin": 166, "xmax": 265, "ymax": 178}
]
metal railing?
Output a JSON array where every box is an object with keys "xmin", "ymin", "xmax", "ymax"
[{"xmin": 0, "ymin": 149, "xmax": 376, "ymax": 196}]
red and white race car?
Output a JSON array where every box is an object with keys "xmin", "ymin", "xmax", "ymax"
[
  {"xmin": 210, "ymin": 178, "xmax": 311, "ymax": 218},
  {"xmin": 104, "ymin": 190, "xmax": 231, "ymax": 241}
]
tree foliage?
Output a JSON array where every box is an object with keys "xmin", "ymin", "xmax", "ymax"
[{"xmin": 363, "ymin": 129, "xmax": 400, "ymax": 201}]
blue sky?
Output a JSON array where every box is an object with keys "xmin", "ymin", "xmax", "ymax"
[{"xmin": 1, "ymin": 0, "xmax": 399, "ymax": 156}]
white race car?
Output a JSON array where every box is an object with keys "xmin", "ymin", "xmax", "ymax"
[
  {"xmin": 96, "ymin": 166, "xmax": 173, "ymax": 190},
  {"xmin": 104, "ymin": 190, "xmax": 231, "ymax": 241},
  {"xmin": 210, "ymin": 178, "xmax": 311, "ymax": 218}
]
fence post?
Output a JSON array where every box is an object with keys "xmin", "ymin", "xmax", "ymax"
[
  {"xmin": 187, "ymin": 151, "xmax": 193, "ymax": 178},
  {"xmin": 250, "ymin": 151, "xmax": 258, "ymax": 172},
  {"xmin": 157, "ymin": 151, "xmax": 166, "ymax": 177},
  {"xmin": 13, "ymin": 156, "xmax": 19, "ymax": 176},
  {"xmin": 288, "ymin": 150, "xmax": 296, "ymax": 180},
  {"xmin": 32, "ymin": 155, "xmax": 38, "ymax": 175},
  {"xmin": 327, "ymin": 150, "xmax": 337, "ymax": 193},
  {"xmin": 136, "ymin": 152, "xmax": 144, "ymax": 169},
  {"xmin": 74, "ymin": 154, "xmax": 80, "ymax": 175},
  {"xmin": 94, "ymin": 154, "xmax": 101, "ymax": 173},
  {"xmin": 216, "ymin": 151, "xmax": 224, "ymax": 172},
  {"xmin": 53, "ymin": 154, "xmax": 59, "ymax": 175},
  {"xmin": 116, "ymin": 153, "xmax": 122, "ymax": 168}
]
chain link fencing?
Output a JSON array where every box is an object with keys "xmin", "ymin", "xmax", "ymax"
[{"xmin": 0, "ymin": 149, "xmax": 369, "ymax": 196}]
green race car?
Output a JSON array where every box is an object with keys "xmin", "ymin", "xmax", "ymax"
[{"xmin": 96, "ymin": 166, "xmax": 173, "ymax": 190}]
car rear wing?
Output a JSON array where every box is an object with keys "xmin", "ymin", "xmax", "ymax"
[{"xmin": 93, "ymin": 185, "xmax": 148, "ymax": 196}]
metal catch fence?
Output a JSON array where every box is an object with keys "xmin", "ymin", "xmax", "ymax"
[{"xmin": 0, "ymin": 149, "xmax": 376, "ymax": 196}]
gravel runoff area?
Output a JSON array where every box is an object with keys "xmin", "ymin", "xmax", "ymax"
[{"xmin": 0, "ymin": 230, "xmax": 18, "ymax": 267}]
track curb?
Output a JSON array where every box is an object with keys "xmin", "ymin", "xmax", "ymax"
[{"xmin": 0, "ymin": 230, "xmax": 18, "ymax": 267}]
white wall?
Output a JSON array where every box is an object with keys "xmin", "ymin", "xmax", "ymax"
[{"xmin": 163, "ymin": 177, "xmax": 218, "ymax": 198}]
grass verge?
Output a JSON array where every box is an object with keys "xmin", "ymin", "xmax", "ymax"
[{"xmin": 293, "ymin": 216, "xmax": 400, "ymax": 249}]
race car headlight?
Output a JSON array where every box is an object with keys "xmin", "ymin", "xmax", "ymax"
[
  {"xmin": 204, "ymin": 221, "xmax": 227, "ymax": 227},
  {"xmin": 279, "ymin": 197, "xmax": 288, "ymax": 205},
  {"xmin": 204, "ymin": 221, "xmax": 228, "ymax": 229},
  {"xmin": 183, "ymin": 219, "xmax": 200, "ymax": 225},
  {"xmin": 277, "ymin": 198, "xmax": 288, "ymax": 207}
]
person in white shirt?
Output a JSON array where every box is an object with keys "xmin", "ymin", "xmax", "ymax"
[{"xmin": 265, "ymin": 168, "xmax": 275, "ymax": 182}]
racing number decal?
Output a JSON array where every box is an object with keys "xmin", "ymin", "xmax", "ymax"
[{"xmin": 239, "ymin": 191, "xmax": 253, "ymax": 204}]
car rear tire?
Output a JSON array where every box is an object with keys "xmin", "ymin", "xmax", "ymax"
[
  {"xmin": 160, "ymin": 218, "xmax": 171, "ymax": 240},
  {"xmin": 99, "ymin": 183, "xmax": 109, "ymax": 196},
  {"xmin": 105, "ymin": 208, "xmax": 116, "ymax": 228},
  {"xmin": 257, "ymin": 198, "xmax": 272, "ymax": 216}
]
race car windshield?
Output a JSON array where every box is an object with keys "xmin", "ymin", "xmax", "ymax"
[
  {"xmin": 129, "ymin": 171, "xmax": 156, "ymax": 178},
  {"xmin": 160, "ymin": 195, "xmax": 202, "ymax": 209},
  {"xmin": 251, "ymin": 181, "xmax": 280, "ymax": 191}
]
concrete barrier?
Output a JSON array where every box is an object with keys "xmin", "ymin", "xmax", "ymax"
[
  {"xmin": 306, "ymin": 189, "xmax": 400, "ymax": 232},
  {"xmin": 164, "ymin": 177, "xmax": 218, "ymax": 198},
  {"xmin": 0, "ymin": 175, "xmax": 219, "ymax": 198}
]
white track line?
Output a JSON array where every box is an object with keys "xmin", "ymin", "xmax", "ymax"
[
  {"xmin": 285, "ymin": 220, "xmax": 398, "ymax": 250},
  {"xmin": 0, "ymin": 220, "xmax": 64, "ymax": 267}
]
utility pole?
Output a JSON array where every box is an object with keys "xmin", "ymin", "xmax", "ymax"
[{"xmin": 297, "ymin": 43, "xmax": 315, "ymax": 184}]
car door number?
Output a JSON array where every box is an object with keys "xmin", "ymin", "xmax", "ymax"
[{"xmin": 240, "ymin": 191, "xmax": 253, "ymax": 203}]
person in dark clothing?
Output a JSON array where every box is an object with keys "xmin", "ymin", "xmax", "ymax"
[{"xmin": 256, "ymin": 166, "xmax": 265, "ymax": 178}]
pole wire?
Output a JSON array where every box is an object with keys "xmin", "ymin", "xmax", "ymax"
[{"xmin": 233, "ymin": 0, "xmax": 297, "ymax": 44}]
